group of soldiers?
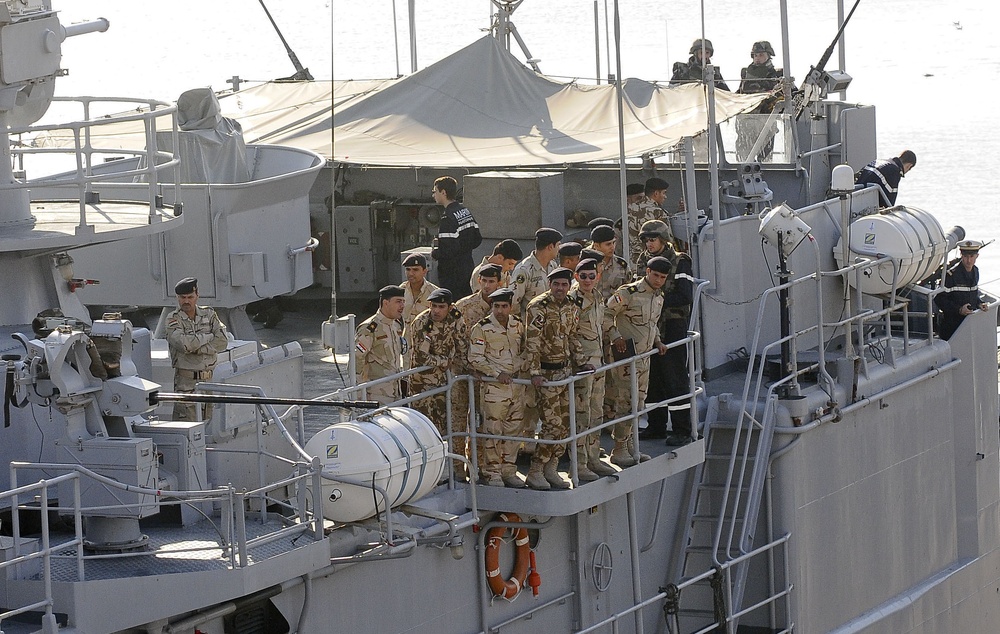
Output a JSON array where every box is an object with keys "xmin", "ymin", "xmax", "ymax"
[{"xmin": 354, "ymin": 179, "xmax": 695, "ymax": 490}]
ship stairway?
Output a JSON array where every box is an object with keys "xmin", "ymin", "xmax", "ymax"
[{"xmin": 669, "ymin": 392, "xmax": 783, "ymax": 633}]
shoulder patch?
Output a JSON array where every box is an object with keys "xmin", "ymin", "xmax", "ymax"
[{"xmin": 515, "ymin": 273, "xmax": 527, "ymax": 285}]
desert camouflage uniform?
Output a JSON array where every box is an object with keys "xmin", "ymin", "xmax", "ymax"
[
  {"xmin": 470, "ymin": 257, "xmax": 514, "ymax": 292},
  {"xmin": 525, "ymin": 290, "xmax": 586, "ymax": 464},
  {"xmin": 468, "ymin": 313, "xmax": 526, "ymax": 479},
  {"xmin": 401, "ymin": 279, "xmax": 440, "ymax": 333},
  {"xmin": 510, "ymin": 252, "xmax": 557, "ymax": 431},
  {"xmin": 626, "ymin": 199, "xmax": 671, "ymax": 266},
  {"xmin": 603, "ymin": 278, "xmax": 663, "ymax": 440},
  {"xmin": 406, "ymin": 307, "xmax": 468, "ymax": 452},
  {"xmin": 453, "ymin": 290, "xmax": 492, "ymax": 460},
  {"xmin": 510, "ymin": 252, "xmax": 557, "ymax": 316},
  {"xmin": 568, "ymin": 285, "xmax": 606, "ymax": 467},
  {"xmin": 355, "ymin": 311, "xmax": 404, "ymax": 406},
  {"xmin": 595, "ymin": 253, "xmax": 632, "ymax": 421},
  {"xmin": 166, "ymin": 305, "xmax": 228, "ymax": 421}
]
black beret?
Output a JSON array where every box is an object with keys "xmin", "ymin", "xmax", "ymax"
[
  {"xmin": 591, "ymin": 225, "xmax": 616, "ymax": 243},
  {"xmin": 644, "ymin": 177, "xmax": 669, "ymax": 193},
  {"xmin": 547, "ymin": 267, "xmax": 574, "ymax": 281},
  {"xmin": 174, "ymin": 277, "xmax": 198, "ymax": 294},
  {"xmin": 587, "ymin": 217, "xmax": 615, "ymax": 229},
  {"xmin": 576, "ymin": 258, "xmax": 599, "ymax": 272},
  {"xmin": 478, "ymin": 263, "xmax": 502, "ymax": 279},
  {"xmin": 626, "ymin": 183, "xmax": 645, "ymax": 196},
  {"xmin": 428, "ymin": 288, "xmax": 453, "ymax": 304},
  {"xmin": 402, "ymin": 253, "xmax": 427, "ymax": 268},
  {"xmin": 497, "ymin": 239, "xmax": 523, "ymax": 260},
  {"xmin": 488, "ymin": 288, "xmax": 514, "ymax": 303},
  {"xmin": 379, "ymin": 285, "xmax": 406, "ymax": 300},
  {"xmin": 558, "ymin": 242, "xmax": 582, "ymax": 257},
  {"xmin": 535, "ymin": 228, "xmax": 563, "ymax": 245},
  {"xmin": 645, "ymin": 256, "xmax": 671, "ymax": 274},
  {"xmin": 581, "ymin": 248, "xmax": 604, "ymax": 263}
]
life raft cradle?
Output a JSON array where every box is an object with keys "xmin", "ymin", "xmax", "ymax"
[{"xmin": 484, "ymin": 512, "xmax": 540, "ymax": 600}]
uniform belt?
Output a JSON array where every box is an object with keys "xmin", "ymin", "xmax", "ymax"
[
  {"xmin": 176, "ymin": 368, "xmax": 213, "ymax": 380},
  {"xmin": 540, "ymin": 361, "xmax": 567, "ymax": 370}
]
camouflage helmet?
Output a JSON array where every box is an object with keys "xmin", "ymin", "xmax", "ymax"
[
  {"xmin": 638, "ymin": 219, "xmax": 671, "ymax": 241},
  {"xmin": 689, "ymin": 38, "xmax": 714, "ymax": 56},
  {"xmin": 751, "ymin": 41, "xmax": 775, "ymax": 56}
]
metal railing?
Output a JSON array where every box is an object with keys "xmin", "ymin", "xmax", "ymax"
[{"xmin": 13, "ymin": 96, "xmax": 182, "ymax": 226}]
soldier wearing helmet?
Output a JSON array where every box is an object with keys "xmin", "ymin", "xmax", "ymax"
[
  {"xmin": 738, "ymin": 40, "xmax": 781, "ymax": 94},
  {"xmin": 670, "ymin": 38, "xmax": 730, "ymax": 91}
]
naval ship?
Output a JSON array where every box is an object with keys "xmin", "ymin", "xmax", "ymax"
[{"xmin": 1, "ymin": 1, "xmax": 998, "ymax": 633}]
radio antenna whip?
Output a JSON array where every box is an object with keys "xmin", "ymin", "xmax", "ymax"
[{"xmin": 258, "ymin": 0, "xmax": 314, "ymax": 81}]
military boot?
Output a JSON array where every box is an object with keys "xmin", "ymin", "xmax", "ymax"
[
  {"xmin": 575, "ymin": 446, "xmax": 600, "ymax": 482},
  {"xmin": 525, "ymin": 460, "xmax": 551, "ymax": 490},
  {"xmin": 610, "ymin": 440, "xmax": 637, "ymax": 467},
  {"xmin": 627, "ymin": 437, "xmax": 651, "ymax": 462},
  {"xmin": 543, "ymin": 458, "xmax": 571, "ymax": 489},
  {"xmin": 586, "ymin": 438, "xmax": 618, "ymax": 476}
]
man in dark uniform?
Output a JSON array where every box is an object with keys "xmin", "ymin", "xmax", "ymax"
[
  {"xmin": 935, "ymin": 240, "xmax": 989, "ymax": 341},
  {"xmin": 431, "ymin": 175, "xmax": 482, "ymax": 297},
  {"xmin": 670, "ymin": 38, "xmax": 730, "ymax": 91},
  {"xmin": 855, "ymin": 150, "xmax": 917, "ymax": 208}
]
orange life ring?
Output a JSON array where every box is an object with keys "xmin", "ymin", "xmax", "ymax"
[{"xmin": 484, "ymin": 512, "xmax": 531, "ymax": 599}]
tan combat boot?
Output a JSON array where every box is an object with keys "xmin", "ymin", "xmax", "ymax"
[
  {"xmin": 610, "ymin": 440, "xmax": 638, "ymax": 467},
  {"xmin": 575, "ymin": 446, "xmax": 600, "ymax": 482},
  {"xmin": 525, "ymin": 460, "xmax": 551, "ymax": 490},
  {"xmin": 543, "ymin": 458, "xmax": 571, "ymax": 489}
]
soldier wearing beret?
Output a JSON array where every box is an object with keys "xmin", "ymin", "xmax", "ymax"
[
  {"xmin": 558, "ymin": 242, "xmax": 583, "ymax": 271},
  {"xmin": 935, "ymin": 240, "xmax": 990, "ymax": 341},
  {"xmin": 626, "ymin": 177, "xmax": 675, "ymax": 266},
  {"xmin": 590, "ymin": 223, "xmax": 632, "ymax": 300},
  {"xmin": 400, "ymin": 252, "xmax": 440, "ymax": 334},
  {"xmin": 636, "ymin": 240, "xmax": 696, "ymax": 446},
  {"xmin": 467, "ymin": 288, "xmax": 528, "ymax": 487},
  {"xmin": 626, "ymin": 183, "xmax": 646, "ymax": 206},
  {"xmin": 165, "ymin": 277, "xmax": 229, "ymax": 421},
  {"xmin": 510, "ymin": 228, "xmax": 562, "ymax": 315},
  {"xmin": 355, "ymin": 285, "xmax": 406, "ymax": 406},
  {"xmin": 568, "ymin": 259, "xmax": 618, "ymax": 480},
  {"xmin": 470, "ymin": 239, "xmax": 523, "ymax": 292},
  {"xmin": 523, "ymin": 267, "xmax": 592, "ymax": 490},
  {"xmin": 603, "ymin": 257, "xmax": 671, "ymax": 466},
  {"xmin": 406, "ymin": 288, "xmax": 470, "ymax": 475}
]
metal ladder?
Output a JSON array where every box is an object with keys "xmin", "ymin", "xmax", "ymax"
[{"xmin": 671, "ymin": 392, "xmax": 779, "ymax": 632}]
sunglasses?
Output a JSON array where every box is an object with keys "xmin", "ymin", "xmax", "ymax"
[{"xmin": 577, "ymin": 273, "xmax": 597, "ymax": 280}]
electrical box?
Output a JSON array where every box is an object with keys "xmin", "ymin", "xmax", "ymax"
[
  {"xmin": 133, "ymin": 420, "xmax": 209, "ymax": 525},
  {"xmin": 54, "ymin": 437, "xmax": 158, "ymax": 519},
  {"xmin": 334, "ymin": 205, "xmax": 376, "ymax": 294}
]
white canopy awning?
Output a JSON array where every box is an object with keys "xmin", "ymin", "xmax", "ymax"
[
  {"xmin": 331, "ymin": 36, "xmax": 765, "ymax": 168},
  {"xmin": 33, "ymin": 36, "xmax": 765, "ymax": 169}
]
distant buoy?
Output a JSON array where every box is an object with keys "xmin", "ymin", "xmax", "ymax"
[{"xmin": 304, "ymin": 407, "xmax": 447, "ymax": 523}]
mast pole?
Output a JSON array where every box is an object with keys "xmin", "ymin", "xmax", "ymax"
[{"xmin": 612, "ymin": 0, "xmax": 629, "ymax": 266}]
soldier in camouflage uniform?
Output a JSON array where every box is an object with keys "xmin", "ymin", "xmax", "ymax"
[
  {"xmin": 455, "ymin": 264, "xmax": 503, "ymax": 478},
  {"xmin": 524, "ymin": 268, "xmax": 593, "ymax": 490},
  {"xmin": 510, "ymin": 228, "xmax": 562, "ymax": 315},
  {"xmin": 590, "ymin": 223, "xmax": 632, "ymax": 299},
  {"xmin": 405, "ymin": 288, "xmax": 469, "ymax": 464},
  {"xmin": 569, "ymin": 259, "xmax": 618, "ymax": 481},
  {"xmin": 467, "ymin": 288, "xmax": 528, "ymax": 488},
  {"xmin": 470, "ymin": 240, "xmax": 523, "ymax": 292},
  {"xmin": 635, "ymin": 219, "xmax": 672, "ymax": 274},
  {"xmin": 627, "ymin": 178, "xmax": 673, "ymax": 266},
  {"xmin": 636, "ymin": 237, "xmax": 696, "ymax": 445},
  {"xmin": 355, "ymin": 285, "xmax": 406, "ymax": 406},
  {"xmin": 166, "ymin": 277, "xmax": 229, "ymax": 421},
  {"xmin": 510, "ymin": 228, "xmax": 562, "ymax": 445},
  {"xmin": 603, "ymin": 258, "xmax": 671, "ymax": 467},
  {"xmin": 400, "ymin": 253, "xmax": 439, "ymax": 333},
  {"xmin": 736, "ymin": 41, "xmax": 782, "ymax": 161},
  {"xmin": 670, "ymin": 38, "xmax": 730, "ymax": 91}
]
